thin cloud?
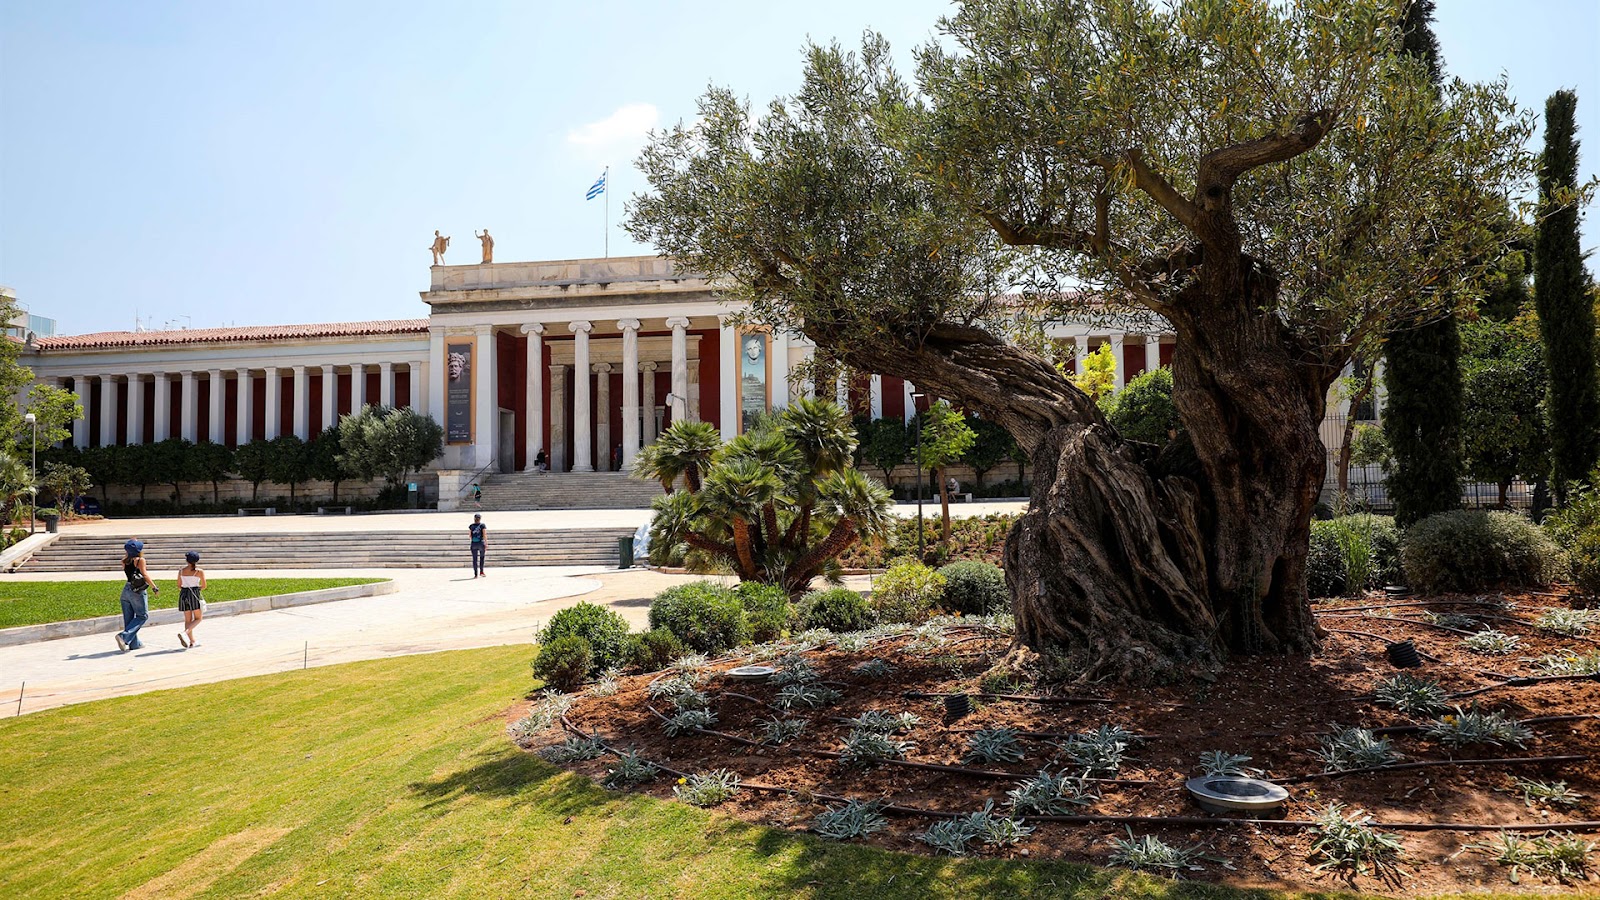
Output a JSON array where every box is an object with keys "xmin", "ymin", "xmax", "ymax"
[{"xmin": 567, "ymin": 103, "xmax": 659, "ymax": 149}]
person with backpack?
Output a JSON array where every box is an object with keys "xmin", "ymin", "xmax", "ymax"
[
  {"xmin": 115, "ymin": 539, "xmax": 158, "ymax": 652},
  {"xmin": 469, "ymin": 514, "xmax": 487, "ymax": 577},
  {"xmin": 177, "ymin": 551, "xmax": 207, "ymax": 648}
]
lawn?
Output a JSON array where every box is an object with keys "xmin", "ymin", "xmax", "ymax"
[
  {"xmin": 0, "ymin": 577, "xmax": 386, "ymax": 629},
  {"xmin": 0, "ymin": 645, "xmax": 1406, "ymax": 900}
]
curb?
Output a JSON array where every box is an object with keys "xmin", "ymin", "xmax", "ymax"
[
  {"xmin": 0, "ymin": 532, "xmax": 61, "ymax": 572},
  {"xmin": 0, "ymin": 579, "xmax": 398, "ymax": 648}
]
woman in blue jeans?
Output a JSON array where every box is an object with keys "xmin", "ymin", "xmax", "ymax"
[{"xmin": 115, "ymin": 539, "xmax": 159, "ymax": 652}]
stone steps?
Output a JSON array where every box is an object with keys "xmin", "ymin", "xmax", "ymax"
[
  {"xmin": 472, "ymin": 472, "xmax": 663, "ymax": 510},
  {"xmin": 19, "ymin": 528, "xmax": 637, "ymax": 572}
]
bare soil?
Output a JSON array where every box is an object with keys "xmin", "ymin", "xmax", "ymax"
[{"xmin": 516, "ymin": 589, "xmax": 1600, "ymax": 896}]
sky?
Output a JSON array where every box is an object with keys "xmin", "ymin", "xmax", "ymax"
[{"xmin": 1, "ymin": 0, "xmax": 1596, "ymax": 336}]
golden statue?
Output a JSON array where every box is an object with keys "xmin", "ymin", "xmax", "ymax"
[
  {"xmin": 429, "ymin": 230, "xmax": 451, "ymax": 266},
  {"xmin": 475, "ymin": 229, "xmax": 494, "ymax": 264}
]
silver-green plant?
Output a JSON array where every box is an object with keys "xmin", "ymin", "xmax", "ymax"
[
  {"xmin": 673, "ymin": 769, "xmax": 741, "ymax": 807},
  {"xmin": 1197, "ymin": 750, "xmax": 1262, "ymax": 777},
  {"xmin": 1516, "ymin": 778, "xmax": 1585, "ymax": 809},
  {"xmin": 647, "ymin": 672, "xmax": 703, "ymax": 703},
  {"xmin": 1463, "ymin": 628, "xmax": 1521, "ymax": 655},
  {"xmin": 775, "ymin": 682, "xmax": 841, "ymax": 710},
  {"xmin": 1313, "ymin": 726, "xmax": 1402, "ymax": 772},
  {"xmin": 585, "ymin": 668, "xmax": 621, "ymax": 698},
  {"xmin": 1309, "ymin": 803, "xmax": 1404, "ymax": 876},
  {"xmin": 1057, "ymin": 725, "xmax": 1135, "ymax": 777},
  {"xmin": 1007, "ymin": 769, "xmax": 1099, "ymax": 814},
  {"xmin": 1423, "ymin": 611, "xmax": 1479, "ymax": 630},
  {"xmin": 507, "ymin": 689, "xmax": 576, "ymax": 741},
  {"xmin": 1109, "ymin": 830, "xmax": 1205, "ymax": 872},
  {"xmin": 847, "ymin": 710, "xmax": 920, "ymax": 734},
  {"xmin": 1473, "ymin": 831, "xmax": 1595, "ymax": 881},
  {"xmin": 840, "ymin": 726, "xmax": 914, "ymax": 767},
  {"xmin": 772, "ymin": 653, "xmax": 819, "ymax": 686},
  {"xmin": 669, "ymin": 687, "xmax": 711, "ymax": 712},
  {"xmin": 601, "ymin": 748, "xmax": 659, "ymax": 788},
  {"xmin": 961, "ymin": 800, "xmax": 1033, "ymax": 847},
  {"xmin": 811, "ymin": 800, "xmax": 888, "ymax": 841},
  {"xmin": 1534, "ymin": 608, "xmax": 1599, "ymax": 638},
  {"xmin": 669, "ymin": 653, "xmax": 710, "ymax": 674},
  {"xmin": 1373, "ymin": 672, "xmax": 1450, "ymax": 717},
  {"xmin": 539, "ymin": 734, "xmax": 607, "ymax": 763},
  {"xmin": 1422, "ymin": 706, "xmax": 1532, "ymax": 749},
  {"xmin": 851, "ymin": 658, "xmax": 896, "ymax": 678},
  {"xmin": 963, "ymin": 727, "xmax": 1026, "ymax": 766},
  {"xmin": 1534, "ymin": 649, "xmax": 1600, "ymax": 676},
  {"xmin": 918, "ymin": 818, "xmax": 981, "ymax": 856},
  {"xmin": 663, "ymin": 708, "xmax": 717, "ymax": 737},
  {"xmin": 755, "ymin": 715, "xmax": 807, "ymax": 745}
]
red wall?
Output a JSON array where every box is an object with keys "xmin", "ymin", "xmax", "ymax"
[
  {"xmin": 696, "ymin": 328, "xmax": 720, "ymax": 430},
  {"xmin": 1124, "ymin": 342, "xmax": 1147, "ymax": 381},
  {"xmin": 197, "ymin": 379, "xmax": 211, "ymax": 440},
  {"xmin": 309, "ymin": 373, "xmax": 326, "ymax": 435},
  {"xmin": 224, "ymin": 378, "xmax": 240, "ymax": 447},
  {"xmin": 882, "ymin": 375, "xmax": 905, "ymax": 421}
]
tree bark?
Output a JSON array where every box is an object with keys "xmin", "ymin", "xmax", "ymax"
[{"xmin": 936, "ymin": 465, "xmax": 952, "ymax": 543}]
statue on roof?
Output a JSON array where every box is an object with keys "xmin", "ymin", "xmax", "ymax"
[
  {"xmin": 475, "ymin": 229, "xmax": 494, "ymax": 264},
  {"xmin": 429, "ymin": 230, "xmax": 451, "ymax": 266}
]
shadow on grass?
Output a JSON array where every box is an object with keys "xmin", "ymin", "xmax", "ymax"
[{"xmin": 407, "ymin": 745, "xmax": 638, "ymax": 820}]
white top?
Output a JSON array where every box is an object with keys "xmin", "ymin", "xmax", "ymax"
[{"xmin": 179, "ymin": 575, "xmax": 201, "ymax": 588}]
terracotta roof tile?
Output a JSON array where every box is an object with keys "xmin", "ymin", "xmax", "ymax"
[{"xmin": 34, "ymin": 319, "xmax": 430, "ymax": 351}]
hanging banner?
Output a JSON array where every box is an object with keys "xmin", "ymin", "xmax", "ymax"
[
  {"xmin": 445, "ymin": 339, "xmax": 474, "ymax": 443},
  {"xmin": 740, "ymin": 331, "xmax": 768, "ymax": 433}
]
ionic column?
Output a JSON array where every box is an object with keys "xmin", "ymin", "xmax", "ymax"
[
  {"xmin": 152, "ymin": 372, "xmax": 171, "ymax": 442},
  {"xmin": 570, "ymin": 321, "xmax": 593, "ymax": 471},
  {"xmin": 618, "ymin": 318, "xmax": 640, "ymax": 467},
  {"xmin": 641, "ymin": 361, "xmax": 659, "ymax": 444},
  {"xmin": 427, "ymin": 327, "xmax": 446, "ymax": 424},
  {"xmin": 208, "ymin": 369, "xmax": 225, "ymax": 443},
  {"xmin": 1073, "ymin": 335, "xmax": 1090, "ymax": 376},
  {"xmin": 1110, "ymin": 334, "xmax": 1125, "ymax": 391},
  {"xmin": 1145, "ymin": 335, "xmax": 1161, "ymax": 374},
  {"xmin": 263, "ymin": 367, "xmax": 281, "ymax": 439},
  {"xmin": 126, "ymin": 374, "xmax": 145, "ymax": 445},
  {"xmin": 594, "ymin": 362, "xmax": 613, "ymax": 471},
  {"xmin": 236, "ymin": 368, "xmax": 253, "ymax": 445},
  {"xmin": 99, "ymin": 375, "xmax": 119, "ymax": 446},
  {"xmin": 771, "ymin": 331, "xmax": 791, "ymax": 410},
  {"xmin": 719, "ymin": 317, "xmax": 738, "ymax": 439},
  {"xmin": 666, "ymin": 316, "xmax": 689, "ymax": 424},
  {"xmin": 71, "ymin": 377, "xmax": 90, "ymax": 448},
  {"xmin": 522, "ymin": 324, "xmax": 545, "ymax": 470},
  {"xmin": 292, "ymin": 365, "xmax": 309, "ymax": 439},
  {"xmin": 869, "ymin": 374, "xmax": 883, "ymax": 421},
  {"xmin": 688, "ymin": 365, "xmax": 701, "ymax": 423},
  {"xmin": 321, "ymin": 365, "xmax": 338, "ymax": 431},
  {"xmin": 180, "ymin": 370, "xmax": 198, "ymax": 442},
  {"xmin": 379, "ymin": 361, "xmax": 394, "ymax": 408},
  {"xmin": 473, "ymin": 324, "xmax": 497, "ymax": 470},
  {"xmin": 350, "ymin": 362, "xmax": 366, "ymax": 411},
  {"xmin": 550, "ymin": 364, "xmax": 568, "ymax": 472}
]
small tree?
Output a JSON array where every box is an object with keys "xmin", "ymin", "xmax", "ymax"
[
  {"xmin": 858, "ymin": 416, "xmax": 910, "ymax": 489},
  {"xmin": 1461, "ymin": 316, "xmax": 1549, "ymax": 507},
  {"xmin": 146, "ymin": 438, "xmax": 195, "ymax": 506},
  {"xmin": 40, "ymin": 461, "xmax": 91, "ymax": 511},
  {"xmin": 234, "ymin": 439, "xmax": 273, "ymax": 502},
  {"xmin": 1071, "ymin": 344, "xmax": 1116, "ymax": 402},
  {"xmin": 266, "ymin": 435, "xmax": 311, "ymax": 505},
  {"xmin": 961, "ymin": 415, "xmax": 1014, "ymax": 490},
  {"xmin": 189, "ymin": 441, "xmax": 234, "ymax": 504},
  {"xmin": 335, "ymin": 406, "xmax": 444, "ymax": 492},
  {"xmin": 308, "ymin": 426, "xmax": 348, "ymax": 502},
  {"xmin": 632, "ymin": 420, "xmax": 720, "ymax": 492},
  {"xmin": 1102, "ymin": 367, "xmax": 1180, "ymax": 448},
  {"xmin": 913, "ymin": 401, "xmax": 976, "ymax": 542}
]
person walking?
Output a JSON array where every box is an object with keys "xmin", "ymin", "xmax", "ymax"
[
  {"xmin": 469, "ymin": 514, "xmax": 487, "ymax": 578},
  {"xmin": 471, "ymin": 483, "xmax": 483, "ymax": 509},
  {"xmin": 177, "ymin": 551, "xmax": 207, "ymax": 648},
  {"xmin": 115, "ymin": 539, "xmax": 158, "ymax": 652}
]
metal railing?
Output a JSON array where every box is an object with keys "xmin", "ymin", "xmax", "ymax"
[{"xmin": 1321, "ymin": 414, "xmax": 1534, "ymax": 513}]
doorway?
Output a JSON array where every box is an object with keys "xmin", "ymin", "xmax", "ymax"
[{"xmin": 498, "ymin": 409, "xmax": 516, "ymax": 473}]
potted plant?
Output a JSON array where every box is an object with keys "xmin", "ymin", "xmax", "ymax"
[{"xmin": 36, "ymin": 507, "xmax": 60, "ymax": 534}]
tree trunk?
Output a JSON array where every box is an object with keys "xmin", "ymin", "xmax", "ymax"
[
  {"xmin": 936, "ymin": 465, "xmax": 952, "ymax": 543},
  {"xmin": 1498, "ymin": 480, "xmax": 1510, "ymax": 509},
  {"xmin": 1335, "ymin": 367, "xmax": 1375, "ymax": 501}
]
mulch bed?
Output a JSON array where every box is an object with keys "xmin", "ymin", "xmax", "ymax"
[{"xmin": 513, "ymin": 589, "xmax": 1600, "ymax": 895}]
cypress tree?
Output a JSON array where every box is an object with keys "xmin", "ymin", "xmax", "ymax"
[
  {"xmin": 1383, "ymin": 0, "xmax": 1462, "ymax": 526},
  {"xmin": 1534, "ymin": 89, "xmax": 1598, "ymax": 501}
]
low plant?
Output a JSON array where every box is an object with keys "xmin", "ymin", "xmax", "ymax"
[
  {"xmin": 1109, "ymin": 830, "xmax": 1205, "ymax": 872},
  {"xmin": 538, "ymin": 602, "xmax": 632, "ymax": 673},
  {"xmin": 670, "ymin": 653, "xmax": 710, "ymax": 674},
  {"xmin": 1314, "ymin": 727, "xmax": 1402, "ymax": 772},
  {"xmin": 648, "ymin": 581, "xmax": 751, "ymax": 654},
  {"xmin": 1308, "ymin": 514, "xmax": 1403, "ymax": 598},
  {"xmin": 937, "ymin": 560, "xmax": 1009, "ymax": 615},
  {"xmin": 1057, "ymin": 725, "xmax": 1136, "ymax": 777},
  {"xmin": 539, "ymin": 734, "xmax": 607, "ymax": 763},
  {"xmin": 531, "ymin": 636, "xmax": 593, "ymax": 692},
  {"xmin": 963, "ymin": 800, "xmax": 1033, "ymax": 847},
  {"xmin": 1516, "ymin": 778, "xmax": 1585, "ymax": 809},
  {"xmin": 963, "ymin": 727, "xmax": 1026, "ymax": 765},
  {"xmin": 771, "ymin": 653, "xmax": 819, "ymax": 686},
  {"xmin": 797, "ymin": 587, "xmax": 876, "ymax": 633},
  {"xmin": 673, "ymin": 769, "xmax": 741, "ymax": 807},
  {"xmin": 1400, "ymin": 510, "xmax": 1557, "ymax": 594},
  {"xmin": 647, "ymin": 672, "xmax": 702, "ymax": 704},
  {"xmin": 775, "ymin": 682, "xmax": 841, "ymax": 710},
  {"xmin": 755, "ymin": 716, "xmax": 807, "ymax": 745},
  {"xmin": 1535, "ymin": 608, "xmax": 1599, "ymax": 638},
  {"xmin": 669, "ymin": 687, "xmax": 710, "ymax": 712},
  {"xmin": 811, "ymin": 800, "xmax": 889, "ymax": 841},
  {"xmin": 919, "ymin": 818, "xmax": 981, "ymax": 856},
  {"xmin": 1309, "ymin": 803, "xmax": 1404, "ymax": 877},
  {"xmin": 506, "ymin": 690, "xmax": 575, "ymax": 741},
  {"xmin": 846, "ymin": 710, "xmax": 920, "ymax": 734},
  {"xmin": 1374, "ymin": 673, "xmax": 1450, "ymax": 718},
  {"xmin": 662, "ymin": 708, "xmax": 717, "ymax": 737},
  {"xmin": 1007, "ymin": 769, "xmax": 1099, "ymax": 814},
  {"xmin": 840, "ymin": 726, "xmax": 914, "ymax": 767},
  {"xmin": 977, "ymin": 671, "xmax": 1029, "ymax": 695},
  {"xmin": 851, "ymin": 658, "xmax": 896, "ymax": 678},
  {"xmin": 1462, "ymin": 628, "xmax": 1521, "ymax": 655},
  {"xmin": 585, "ymin": 669, "xmax": 621, "ymax": 698},
  {"xmin": 871, "ymin": 559, "xmax": 946, "ymax": 624},
  {"xmin": 1197, "ymin": 751, "xmax": 1262, "ymax": 778},
  {"xmin": 627, "ymin": 628, "xmax": 686, "ymax": 672},
  {"xmin": 1473, "ymin": 831, "xmax": 1595, "ymax": 881},
  {"xmin": 601, "ymin": 748, "xmax": 660, "ymax": 788},
  {"xmin": 1423, "ymin": 611, "xmax": 1480, "ymax": 630},
  {"xmin": 1423, "ymin": 707, "xmax": 1532, "ymax": 749},
  {"xmin": 735, "ymin": 581, "xmax": 793, "ymax": 643},
  {"xmin": 789, "ymin": 628, "xmax": 833, "ymax": 651},
  {"xmin": 1534, "ymin": 649, "xmax": 1600, "ymax": 676}
]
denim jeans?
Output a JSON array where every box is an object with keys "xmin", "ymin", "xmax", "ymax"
[
  {"xmin": 118, "ymin": 584, "xmax": 150, "ymax": 649},
  {"xmin": 471, "ymin": 544, "xmax": 486, "ymax": 575}
]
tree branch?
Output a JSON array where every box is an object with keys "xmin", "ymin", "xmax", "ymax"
[{"xmin": 1196, "ymin": 110, "xmax": 1337, "ymax": 199}]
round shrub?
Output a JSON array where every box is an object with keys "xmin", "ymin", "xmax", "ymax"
[
  {"xmin": 532, "ymin": 635, "xmax": 593, "ymax": 692},
  {"xmin": 798, "ymin": 587, "xmax": 875, "ymax": 633},
  {"xmin": 937, "ymin": 561, "xmax": 1009, "ymax": 615},
  {"xmin": 627, "ymin": 628, "xmax": 686, "ymax": 672},
  {"xmin": 871, "ymin": 559, "xmax": 946, "ymax": 624},
  {"xmin": 1307, "ymin": 514, "xmax": 1402, "ymax": 598},
  {"xmin": 538, "ymin": 602, "xmax": 631, "ymax": 672},
  {"xmin": 1401, "ymin": 510, "xmax": 1557, "ymax": 594},
  {"xmin": 734, "ymin": 582, "xmax": 793, "ymax": 643},
  {"xmin": 648, "ymin": 581, "xmax": 752, "ymax": 654}
]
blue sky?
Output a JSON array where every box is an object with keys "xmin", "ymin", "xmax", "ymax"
[{"xmin": 1, "ymin": 0, "xmax": 1595, "ymax": 335}]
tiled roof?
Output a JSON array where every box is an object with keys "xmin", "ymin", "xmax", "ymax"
[{"xmin": 33, "ymin": 319, "xmax": 430, "ymax": 351}]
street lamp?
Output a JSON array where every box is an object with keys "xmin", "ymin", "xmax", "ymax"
[
  {"xmin": 910, "ymin": 392, "xmax": 926, "ymax": 558},
  {"xmin": 23, "ymin": 412, "xmax": 36, "ymax": 535}
]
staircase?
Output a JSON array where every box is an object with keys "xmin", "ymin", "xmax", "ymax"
[
  {"xmin": 473, "ymin": 471, "xmax": 664, "ymax": 510},
  {"xmin": 18, "ymin": 528, "xmax": 638, "ymax": 572}
]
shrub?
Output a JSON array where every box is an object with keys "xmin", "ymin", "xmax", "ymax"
[
  {"xmin": 532, "ymin": 636, "xmax": 593, "ymax": 692},
  {"xmin": 626, "ymin": 628, "xmax": 686, "ymax": 672},
  {"xmin": 538, "ymin": 602, "xmax": 631, "ymax": 673},
  {"xmin": 647, "ymin": 581, "xmax": 751, "ymax": 654},
  {"xmin": 797, "ymin": 587, "xmax": 875, "ymax": 632},
  {"xmin": 1568, "ymin": 527, "xmax": 1600, "ymax": 596},
  {"xmin": 871, "ymin": 559, "xmax": 946, "ymax": 624},
  {"xmin": 937, "ymin": 561, "xmax": 1009, "ymax": 615},
  {"xmin": 1307, "ymin": 514, "xmax": 1402, "ymax": 598},
  {"xmin": 734, "ymin": 582, "xmax": 792, "ymax": 643},
  {"xmin": 1401, "ymin": 510, "xmax": 1557, "ymax": 594}
]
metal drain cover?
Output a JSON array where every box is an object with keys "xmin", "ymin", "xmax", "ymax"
[
  {"xmin": 1184, "ymin": 775, "xmax": 1290, "ymax": 815},
  {"xmin": 725, "ymin": 665, "xmax": 777, "ymax": 682}
]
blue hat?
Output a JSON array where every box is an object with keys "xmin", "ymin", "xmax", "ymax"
[
  {"xmin": 185, "ymin": 551, "xmax": 200, "ymax": 564},
  {"xmin": 124, "ymin": 539, "xmax": 143, "ymax": 555}
]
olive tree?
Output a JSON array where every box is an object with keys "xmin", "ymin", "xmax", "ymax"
[{"xmin": 630, "ymin": 0, "xmax": 1531, "ymax": 681}]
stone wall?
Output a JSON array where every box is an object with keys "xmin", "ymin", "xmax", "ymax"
[{"xmin": 96, "ymin": 473, "xmax": 440, "ymax": 508}]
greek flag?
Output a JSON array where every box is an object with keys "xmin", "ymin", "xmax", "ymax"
[{"xmin": 586, "ymin": 170, "xmax": 607, "ymax": 201}]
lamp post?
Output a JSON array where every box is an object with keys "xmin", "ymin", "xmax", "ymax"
[
  {"xmin": 911, "ymin": 392, "xmax": 925, "ymax": 558},
  {"xmin": 23, "ymin": 412, "xmax": 36, "ymax": 535}
]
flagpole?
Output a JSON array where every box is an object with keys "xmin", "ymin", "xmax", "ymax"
[{"xmin": 603, "ymin": 165, "xmax": 610, "ymax": 259}]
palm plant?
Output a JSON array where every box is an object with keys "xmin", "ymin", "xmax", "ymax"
[{"xmin": 634, "ymin": 420, "xmax": 721, "ymax": 492}]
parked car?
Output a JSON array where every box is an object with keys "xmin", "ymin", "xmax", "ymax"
[{"xmin": 72, "ymin": 496, "xmax": 102, "ymax": 516}]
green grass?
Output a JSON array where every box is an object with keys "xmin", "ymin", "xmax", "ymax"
[
  {"xmin": 0, "ymin": 647, "xmax": 1554, "ymax": 900},
  {"xmin": 0, "ymin": 577, "xmax": 386, "ymax": 629}
]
